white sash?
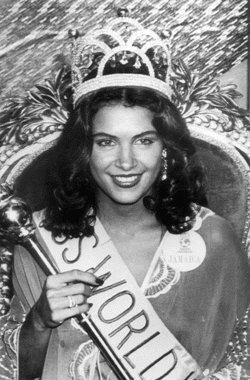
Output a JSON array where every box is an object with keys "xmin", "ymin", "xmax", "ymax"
[{"xmin": 34, "ymin": 213, "xmax": 204, "ymax": 380}]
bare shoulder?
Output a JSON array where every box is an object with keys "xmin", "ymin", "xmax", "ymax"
[
  {"xmin": 197, "ymin": 207, "xmax": 245, "ymax": 262},
  {"xmin": 200, "ymin": 209, "xmax": 236, "ymax": 239}
]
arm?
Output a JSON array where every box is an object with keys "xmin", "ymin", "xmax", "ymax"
[
  {"xmin": 198, "ymin": 214, "xmax": 249, "ymax": 377},
  {"xmin": 18, "ymin": 270, "xmax": 103, "ymax": 379},
  {"xmin": 19, "ymin": 306, "xmax": 52, "ymax": 380}
]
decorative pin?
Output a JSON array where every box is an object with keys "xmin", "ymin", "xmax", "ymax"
[{"xmin": 161, "ymin": 230, "xmax": 206, "ymax": 272}]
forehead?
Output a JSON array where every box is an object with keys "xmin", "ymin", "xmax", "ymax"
[{"xmin": 92, "ymin": 103, "xmax": 155, "ymax": 135}]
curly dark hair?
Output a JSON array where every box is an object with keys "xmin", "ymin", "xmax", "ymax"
[{"xmin": 42, "ymin": 87, "xmax": 207, "ymax": 238}]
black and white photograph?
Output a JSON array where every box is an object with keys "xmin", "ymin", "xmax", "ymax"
[{"xmin": 0, "ymin": 1, "xmax": 249, "ymax": 379}]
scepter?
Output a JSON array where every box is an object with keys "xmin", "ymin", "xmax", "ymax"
[{"xmin": 0, "ymin": 184, "xmax": 132, "ymax": 380}]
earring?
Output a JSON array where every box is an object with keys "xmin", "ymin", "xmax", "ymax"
[{"xmin": 161, "ymin": 149, "xmax": 168, "ymax": 181}]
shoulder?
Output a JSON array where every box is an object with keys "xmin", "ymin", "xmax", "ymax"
[
  {"xmin": 196, "ymin": 207, "xmax": 249, "ymax": 272},
  {"xmin": 197, "ymin": 207, "xmax": 240, "ymax": 248},
  {"xmin": 196, "ymin": 207, "xmax": 250, "ymax": 312}
]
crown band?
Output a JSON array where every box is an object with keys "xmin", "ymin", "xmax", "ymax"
[{"xmin": 74, "ymin": 73, "xmax": 172, "ymax": 106}]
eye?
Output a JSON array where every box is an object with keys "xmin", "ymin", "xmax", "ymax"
[
  {"xmin": 95, "ymin": 139, "xmax": 115, "ymax": 147},
  {"xmin": 135, "ymin": 137, "xmax": 154, "ymax": 145}
]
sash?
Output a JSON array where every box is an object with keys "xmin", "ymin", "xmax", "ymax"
[{"xmin": 34, "ymin": 213, "xmax": 204, "ymax": 380}]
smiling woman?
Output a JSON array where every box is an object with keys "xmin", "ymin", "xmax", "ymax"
[
  {"xmin": 90, "ymin": 104, "xmax": 162, "ymax": 202},
  {"xmin": 43, "ymin": 87, "xmax": 205, "ymax": 240},
  {"xmin": 0, "ymin": 13, "xmax": 249, "ymax": 380},
  {"xmin": 91, "ymin": 105, "xmax": 163, "ymax": 207}
]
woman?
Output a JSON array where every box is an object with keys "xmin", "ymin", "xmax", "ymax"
[{"xmin": 1, "ymin": 14, "xmax": 249, "ymax": 380}]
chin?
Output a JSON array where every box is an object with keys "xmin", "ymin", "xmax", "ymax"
[
  {"xmin": 109, "ymin": 191, "xmax": 147, "ymax": 206},
  {"xmin": 99, "ymin": 181, "xmax": 153, "ymax": 206},
  {"xmin": 114, "ymin": 198, "xmax": 142, "ymax": 206}
]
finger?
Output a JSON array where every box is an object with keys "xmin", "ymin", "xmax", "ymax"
[
  {"xmin": 48, "ymin": 283, "xmax": 92, "ymax": 298},
  {"xmin": 51, "ymin": 303, "xmax": 91, "ymax": 323},
  {"xmin": 87, "ymin": 268, "xmax": 95, "ymax": 273},
  {"xmin": 53, "ymin": 294, "xmax": 86, "ymax": 309},
  {"xmin": 46, "ymin": 270, "xmax": 103, "ymax": 289}
]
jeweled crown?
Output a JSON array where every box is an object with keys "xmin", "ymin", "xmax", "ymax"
[{"xmin": 70, "ymin": 12, "xmax": 172, "ymax": 106}]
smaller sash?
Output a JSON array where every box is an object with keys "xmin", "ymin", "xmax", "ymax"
[{"xmin": 34, "ymin": 212, "xmax": 204, "ymax": 380}]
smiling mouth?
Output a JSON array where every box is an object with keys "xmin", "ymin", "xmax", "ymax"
[{"xmin": 111, "ymin": 174, "xmax": 142, "ymax": 188}]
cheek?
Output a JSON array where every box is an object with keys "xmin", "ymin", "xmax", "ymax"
[
  {"xmin": 89, "ymin": 151, "xmax": 111, "ymax": 177},
  {"xmin": 89, "ymin": 158, "xmax": 101, "ymax": 176},
  {"xmin": 139, "ymin": 149, "xmax": 162, "ymax": 171},
  {"xmin": 150, "ymin": 156, "xmax": 162, "ymax": 180}
]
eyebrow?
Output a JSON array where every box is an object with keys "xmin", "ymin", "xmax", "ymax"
[{"xmin": 92, "ymin": 131, "xmax": 159, "ymax": 139}]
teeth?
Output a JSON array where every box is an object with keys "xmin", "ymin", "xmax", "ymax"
[{"xmin": 115, "ymin": 176, "xmax": 138, "ymax": 182}]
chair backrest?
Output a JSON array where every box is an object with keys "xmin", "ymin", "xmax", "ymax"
[{"xmin": 191, "ymin": 127, "xmax": 249, "ymax": 251}]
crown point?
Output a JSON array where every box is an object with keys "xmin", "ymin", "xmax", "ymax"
[
  {"xmin": 117, "ymin": 7, "xmax": 129, "ymax": 17},
  {"xmin": 68, "ymin": 29, "xmax": 80, "ymax": 39}
]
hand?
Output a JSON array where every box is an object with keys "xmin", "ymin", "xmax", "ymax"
[{"xmin": 31, "ymin": 269, "xmax": 103, "ymax": 330}]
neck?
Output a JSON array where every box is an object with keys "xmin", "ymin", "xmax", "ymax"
[{"xmin": 96, "ymin": 193, "xmax": 157, "ymax": 232}]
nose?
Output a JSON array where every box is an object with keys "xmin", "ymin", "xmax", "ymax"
[{"xmin": 115, "ymin": 144, "xmax": 137, "ymax": 171}]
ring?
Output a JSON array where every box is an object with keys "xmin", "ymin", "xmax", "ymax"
[{"xmin": 67, "ymin": 295, "xmax": 77, "ymax": 309}]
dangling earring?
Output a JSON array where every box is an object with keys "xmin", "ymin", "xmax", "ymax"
[{"xmin": 161, "ymin": 149, "xmax": 168, "ymax": 181}]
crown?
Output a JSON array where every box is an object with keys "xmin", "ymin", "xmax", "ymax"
[{"xmin": 69, "ymin": 12, "xmax": 172, "ymax": 106}]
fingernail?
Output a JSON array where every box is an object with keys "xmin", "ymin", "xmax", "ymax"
[
  {"xmin": 99, "ymin": 272, "xmax": 111, "ymax": 282},
  {"xmin": 87, "ymin": 267, "xmax": 95, "ymax": 273},
  {"xmin": 95, "ymin": 277, "xmax": 104, "ymax": 286}
]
